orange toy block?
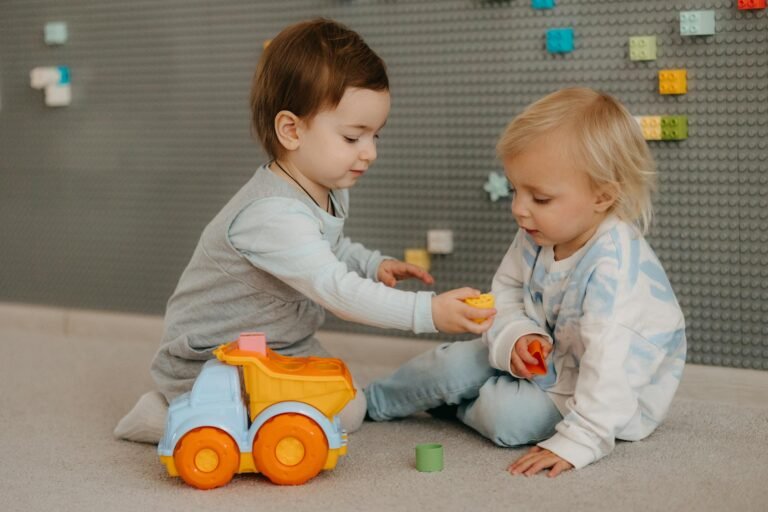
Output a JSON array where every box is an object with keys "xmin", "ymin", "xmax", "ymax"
[
  {"xmin": 525, "ymin": 339, "xmax": 548, "ymax": 375},
  {"xmin": 659, "ymin": 69, "xmax": 687, "ymax": 95}
]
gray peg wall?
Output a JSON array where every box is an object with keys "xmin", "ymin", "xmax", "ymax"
[{"xmin": 0, "ymin": 1, "xmax": 766, "ymax": 370}]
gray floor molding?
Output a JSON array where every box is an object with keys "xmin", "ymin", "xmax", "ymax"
[{"xmin": 2, "ymin": 302, "xmax": 766, "ymax": 409}]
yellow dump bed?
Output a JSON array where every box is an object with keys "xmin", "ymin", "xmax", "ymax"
[{"xmin": 213, "ymin": 341, "xmax": 355, "ymax": 421}]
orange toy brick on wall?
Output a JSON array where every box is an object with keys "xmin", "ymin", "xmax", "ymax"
[{"xmin": 659, "ymin": 69, "xmax": 687, "ymax": 95}]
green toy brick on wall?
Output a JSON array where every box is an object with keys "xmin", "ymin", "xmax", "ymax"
[
  {"xmin": 629, "ymin": 36, "xmax": 657, "ymax": 61},
  {"xmin": 661, "ymin": 116, "xmax": 688, "ymax": 141}
]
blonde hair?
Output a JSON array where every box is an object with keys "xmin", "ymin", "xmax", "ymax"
[{"xmin": 496, "ymin": 88, "xmax": 656, "ymax": 234}]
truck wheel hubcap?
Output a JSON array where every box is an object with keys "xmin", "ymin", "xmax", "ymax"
[
  {"xmin": 195, "ymin": 448, "xmax": 219, "ymax": 472},
  {"xmin": 275, "ymin": 437, "xmax": 305, "ymax": 466}
]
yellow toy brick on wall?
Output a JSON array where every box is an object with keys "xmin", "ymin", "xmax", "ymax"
[{"xmin": 659, "ymin": 69, "xmax": 687, "ymax": 95}]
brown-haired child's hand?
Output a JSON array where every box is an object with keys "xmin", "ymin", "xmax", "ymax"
[
  {"xmin": 510, "ymin": 334, "xmax": 552, "ymax": 379},
  {"xmin": 508, "ymin": 446, "xmax": 573, "ymax": 478},
  {"xmin": 377, "ymin": 259, "xmax": 435, "ymax": 287},
  {"xmin": 431, "ymin": 288, "xmax": 496, "ymax": 335}
]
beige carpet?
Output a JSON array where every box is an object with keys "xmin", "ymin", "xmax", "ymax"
[{"xmin": 2, "ymin": 327, "xmax": 767, "ymax": 512}]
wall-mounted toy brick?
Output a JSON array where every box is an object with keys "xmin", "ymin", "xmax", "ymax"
[
  {"xmin": 484, "ymin": 172, "xmax": 510, "ymax": 202},
  {"xmin": 44, "ymin": 21, "xmax": 68, "ymax": 45},
  {"xmin": 659, "ymin": 69, "xmax": 687, "ymax": 95},
  {"xmin": 546, "ymin": 28, "xmax": 574, "ymax": 54},
  {"xmin": 738, "ymin": 0, "xmax": 766, "ymax": 10},
  {"xmin": 661, "ymin": 116, "xmax": 688, "ymax": 140},
  {"xmin": 404, "ymin": 248, "xmax": 431, "ymax": 272},
  {"xmin": 680, "ymin": 10, "xmax": 715, "ymax": 36},
  {"xmin": 629, "ymin": 35, "xmax": 657, "ymax": 61},
  {"xmin": 30, "ymin": 66, "xmax": 71, "ymax": 106},
  {"xmin": 635, "ymin": 116, "xmax": 662, "ymax": 141},
  {"xmin": 532, "ymin": 0, "xmax": 555, "ymax": 9}
]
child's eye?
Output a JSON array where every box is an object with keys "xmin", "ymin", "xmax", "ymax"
[
  {"xmin": 533, "ymin": 197, "xmax": 551, "ymax": 205},
  {"xmin": 344, "ymin": 136, "xmax": 359, "ymax": 143}
]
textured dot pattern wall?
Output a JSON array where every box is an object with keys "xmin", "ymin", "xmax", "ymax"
[{"xmin": 0, "ymin": 1, "xmax": 765, "ymax": 369}]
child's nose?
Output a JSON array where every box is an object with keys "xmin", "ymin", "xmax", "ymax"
[
  {"xmin": 360, "ymin": 139, "xmax": 377, "ymax": 162},
  {"xmin": 511, "ymin": 196, "xmax": 528, "ymax": 219}
]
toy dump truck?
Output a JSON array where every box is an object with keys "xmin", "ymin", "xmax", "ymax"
[{"xmin": 158, "ymin": 332, "xmax": 355, "ymax": 489}]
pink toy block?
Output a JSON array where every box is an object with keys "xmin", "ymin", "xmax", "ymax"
[{"xmin": 238, "ymin": 332, "xmax": 267, "ymax": 354}]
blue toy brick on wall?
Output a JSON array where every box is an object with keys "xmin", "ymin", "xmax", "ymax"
[
  {"xmin": 546, "ymin": 27, "xmax": 574, "ymax": 53},
  {"xmin": 57, "ymin": 66, "xmax": 70, "ymax": 85},
  {"xmin": 532, "ymin": 0, "xmax": 555, "ymax": 9}
]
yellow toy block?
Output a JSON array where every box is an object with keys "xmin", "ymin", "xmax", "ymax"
[
  {"xmin": 463, "ymin": 293, "xmax": 495, "ymax": 324},
  {"xmin": 636, "ymin": 116, "xmax": 662, "ymax": 141},
  {"xmin": 404, "ymin": 248, "xmax": 431, "ymax": 272},
  {"xmin": 659, "ymin": 69, "xmax": 687, "ymax": 95}
]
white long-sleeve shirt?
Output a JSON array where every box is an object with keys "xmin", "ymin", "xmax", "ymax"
[
  {"xmin": 484, "ymin": 215, "xmax": 686, "ymax": 469},
  {"xmin": 228, "ymin": 188, "xmax": 437, "ymax": 335}
]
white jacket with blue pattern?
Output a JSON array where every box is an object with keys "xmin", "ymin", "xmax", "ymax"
[{"xmin": 484, "ymin": 215, "xmax": 687, "ymax": 469}]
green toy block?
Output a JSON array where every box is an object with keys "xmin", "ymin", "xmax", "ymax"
[
  {"xmin": 661, "ymin": 116, "xmax": 688, "ymax": 140},
  {"xmin": 416, "ymin": 443, "xmax": 444, "ymax": 472},
  {"xmin": 629, "ymin": 36, "xmax": 657, "ymax": 61}
]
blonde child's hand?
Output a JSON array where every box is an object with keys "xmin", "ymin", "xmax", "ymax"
[
  {"xmin": 431, "ymin": 288, "xmax": 496, "ymax": 335},
  {"xmin": 508, "ymin": 446, "xmax": 573, "ymax": 478},
  {"xmin": 510, "ymin": 334, "xmax": 552, "ymax": 379},
  {"xmin": 377, "ymin": 259, "xmax": 435, "ymax": 287}
]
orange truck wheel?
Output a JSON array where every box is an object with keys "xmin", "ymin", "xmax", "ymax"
[
  {"xmin": 253, "ymin": 413, "xmax": 328, "ymax": 485},
  {"xmin": 174, "ymin": 427, "xmax": 240, "ymax": 490}
]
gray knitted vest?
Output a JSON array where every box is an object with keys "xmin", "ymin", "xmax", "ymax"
[{"xmin": 150, "ymin": 165, "xmax": 338, "ymax": 401}]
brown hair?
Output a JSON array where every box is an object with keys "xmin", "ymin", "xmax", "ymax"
[{"xmin": 251, "ymin": 18, "xmax": 389, "ymax": 159}]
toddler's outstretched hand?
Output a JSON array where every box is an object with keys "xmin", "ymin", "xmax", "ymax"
[
  {"xmin": 508, "ymin": 446, "xmax": 573, "ymax": 478},
  {"xmin": 377, "ymin": 259, "xmax": 435, "ymax": 287},
  {"xmin": 431, "ymin": 288, "xmax": 496, "ymax": 335},
  {"xmin": 510, "ymin": 334, "xmax": 552, "ymax": 379}
]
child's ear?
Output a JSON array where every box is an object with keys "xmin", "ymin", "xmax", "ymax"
[
  {"xmin": 274, "ymin": 110, "xmax": 301, "ymax": 151},
  {"xmin": 594, "ymin": 183, "xmax": 618, "ymax": 213}
]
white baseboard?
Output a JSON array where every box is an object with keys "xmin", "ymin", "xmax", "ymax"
[
  {"xmin": 0, "ymin": 301, "xmax": 164, "ymax": 343},
  {"xmin": 2, "ymin": 302, "xmax": 766, "ymax": 408}
]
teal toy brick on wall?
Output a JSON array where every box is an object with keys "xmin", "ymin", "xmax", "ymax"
[
  {"xmin": 532, "ymin": 0, "xmax": 555, "ymax": 9},
  {"xmin": 57, "ymin": 66, "xmax": 70, "ymax": 85},
  {"xmin": 546, "ymin": 27, "xmax": 574, "ymax": 53},
  {"xmin": 680, "ymin": 10, "xmax": 715, "ymax": 36},
  {"xmin": 629, "ymin": 36, "xmax": 657, "ymax": 61},
  {"xmin": 661, "ymin": 116, "xmax": 688, "ymax": 140}
]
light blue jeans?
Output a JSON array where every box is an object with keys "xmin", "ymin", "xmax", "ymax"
[{"xmin": 364, "ymin": 338, "xmax": 562, "ymax": 447}]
